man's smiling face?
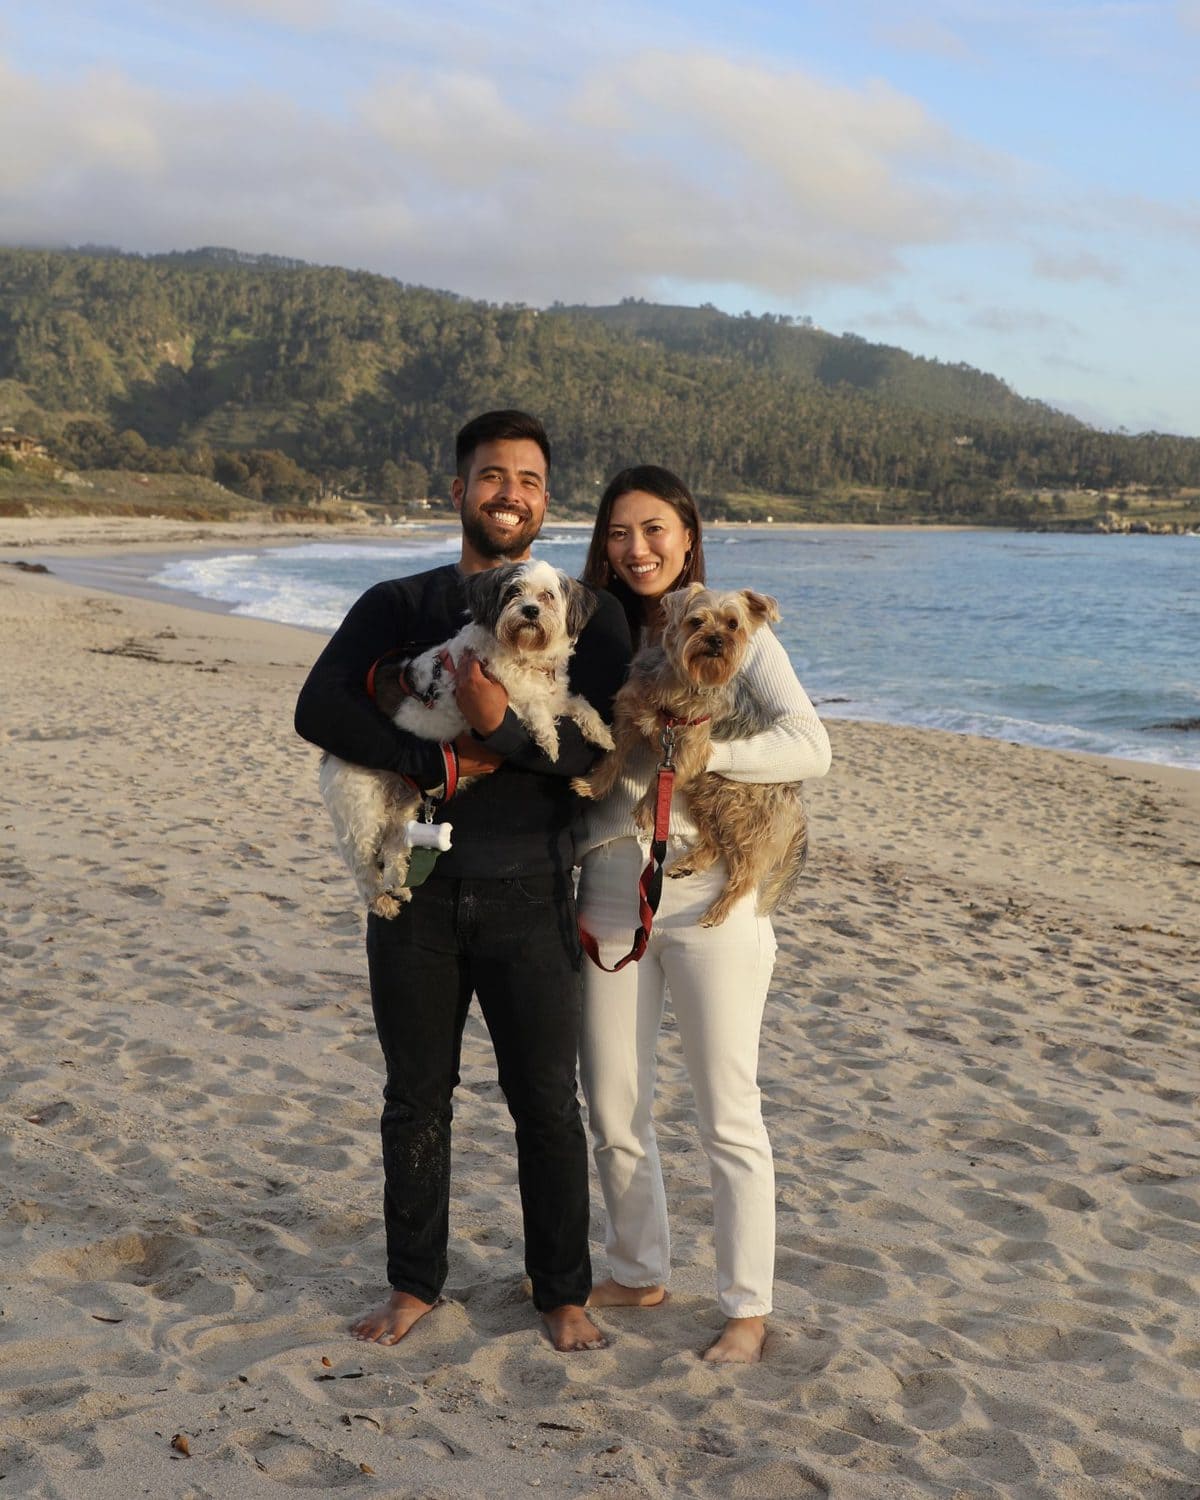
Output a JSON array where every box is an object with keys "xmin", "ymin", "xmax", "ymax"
[{"xmin": 454, "ymin": 438, "xmax": 548, "ymax": 566}]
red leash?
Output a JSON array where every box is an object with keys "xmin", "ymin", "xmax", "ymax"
[{"xmin": 579, "ymin": 713, "xmax": 708, "ymax": 972}]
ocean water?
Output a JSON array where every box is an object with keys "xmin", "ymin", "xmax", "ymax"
[{"xmin": 151, "ymin": 527, "xmax": 1200, "ymax": 770}]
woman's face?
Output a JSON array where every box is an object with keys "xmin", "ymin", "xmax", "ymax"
[{"xmin": 605, "ymin": 490, "xmax": 693, "ymax": 602}]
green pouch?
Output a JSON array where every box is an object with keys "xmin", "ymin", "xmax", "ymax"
[{"xmin": 404, "ymin": 847, "xmax": 443, "ymax": 888}]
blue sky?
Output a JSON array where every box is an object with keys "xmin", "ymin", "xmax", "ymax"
[{"xmin": 3, "ymin": 0, "xmax": 1197, "ymax": 434}]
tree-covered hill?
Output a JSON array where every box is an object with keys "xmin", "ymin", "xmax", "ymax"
[
  {"xmin": 1, "ymin": 246, "xmax": 1198, "ymax": 520},
  {"xmin": 553, "ymin": 300, "xmax": 1075, "ymax": 429}
]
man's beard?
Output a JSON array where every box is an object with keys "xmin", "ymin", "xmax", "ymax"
[{"xmin": 461, "ymin": 505, "xmax": 542, "ymax": 559}]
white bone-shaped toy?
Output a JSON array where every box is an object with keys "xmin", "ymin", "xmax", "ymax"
[{"xmin": 404, "ymin": 820, "xmax": 453, "ymax": 852}]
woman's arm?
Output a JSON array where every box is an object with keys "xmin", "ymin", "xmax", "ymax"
[{"xmin": 707, "ymin": 628, "xmax": 832, "ymax": 783}]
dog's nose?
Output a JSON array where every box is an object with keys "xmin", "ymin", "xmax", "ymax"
[
  {"xmin": 705, "ymin": 633, "xmax": 724, "ymax": 651},
  {"xmin": 521, "ymin": 604, "xmax": 541, "ymax": 620}
]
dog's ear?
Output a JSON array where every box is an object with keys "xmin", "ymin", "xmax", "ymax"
[
  {"xmin": 741, "ymin": 590, "xmax": 781, "ymax": 626},
  {"xmin": 561, "ymin": 574, "xmax": 598, "ymax": 639},
  {"xmin": 661, "ymin": 582, "xmax": 706, "ymax": 626},
  {"xmin": 463, "ymin": 564, "xmax": 519, "ymax": 631}
]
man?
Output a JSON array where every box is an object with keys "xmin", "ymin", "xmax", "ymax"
[{"xmin": 295, "ymin": 411, "xmax": 631, "ymax": 1352}]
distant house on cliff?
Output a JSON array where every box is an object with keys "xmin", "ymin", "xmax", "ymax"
[{"xmin": 0, "ymin": 428, "xmax": 48, "ymax": 461}]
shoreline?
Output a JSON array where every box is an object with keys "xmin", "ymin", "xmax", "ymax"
[
  {"xmin": 0, "ymin": 516, "xmax": 464, "ymax": 622},
  {"xmin": 3, "ymin": 516, "xmax": 1196, "ymax": 777},
  {"xmin": 3, "ymin": 543, "xmax": 1198, "ymax": 819},
  {"xmin": 2, "ymin": 561, "xmax": 1197, "ymax": 1496}
]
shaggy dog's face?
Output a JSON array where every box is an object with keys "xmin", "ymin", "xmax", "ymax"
[
  {"xmin": 465, "ymin": 559, "xmax": 596, "ymax": 656},
  {"xmin": 661, "ymin": 584, "xmax": 781, "ymax": 688}
]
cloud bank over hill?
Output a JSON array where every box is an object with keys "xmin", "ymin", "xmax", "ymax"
[{"xmin": 0, "ymin": 48, "xmax": 995, "ymax": 302}]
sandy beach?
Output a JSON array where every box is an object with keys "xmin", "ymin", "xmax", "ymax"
[{"xmin": 1, "ymin": 520, "xmax": 1198, "ymax": 1499}]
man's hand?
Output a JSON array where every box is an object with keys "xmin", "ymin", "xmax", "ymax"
[
  {"xmin": 454, "ymin": 650, "xmax": 509, "ymax": 736},
  {"xmin": 454, "ymin": 732, "xmax": 503, "ymax": 777}
]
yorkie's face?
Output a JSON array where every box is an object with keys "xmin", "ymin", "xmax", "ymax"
[{"xmin": 661, "ymin": 585, "xmax": 781, "ymax": 687}]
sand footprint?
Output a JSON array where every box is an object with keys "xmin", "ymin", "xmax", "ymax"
[
  {"xmin": 936, "ymin": 1423, "xmax": 1038, "ymax": 1483},
  {"xmin": 229, "ymin": 1428, "xmax": 364, "ymax": 1488},
  {"xmin": 893, "ymin": 1367, "xmax": 967, "ymax": 1431},
  {"xmin": 30, "ymin": 1228, "xmax": 197, "ymax": 1283}
]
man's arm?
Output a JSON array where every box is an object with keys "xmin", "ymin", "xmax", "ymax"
[
  {"xmin": 294, "ymin": 580, "xmax": 457, "ymax": 790},
  {"xmin": 470, "ymin": 589, "xmax": 633, "ymax": 779}
]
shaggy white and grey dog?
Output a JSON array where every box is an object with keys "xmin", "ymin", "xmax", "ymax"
[{"xmin": 320, "ymin": 559, "xmax": 613, "ymax": 918}]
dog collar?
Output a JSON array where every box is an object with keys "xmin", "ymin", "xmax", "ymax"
[{"xmin": 658, "ymin": 710, "xmax": 712, "ymax": 729}]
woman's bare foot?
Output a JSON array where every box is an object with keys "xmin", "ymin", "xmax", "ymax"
[
  {"xmin": 350, "ymin": 1290, "xmax": 436, "ymax": 1345},
  {"xmin": 702, "ymin": 1315, "xmax": 766, "ymax": 1363},
  {"xmin": 586, "ymin": 1277, "xmax": 668, "ymax": 1308},
  {"xmin": 542, "ymin": 1304, "xmax": 608, "ymax": 1351}
]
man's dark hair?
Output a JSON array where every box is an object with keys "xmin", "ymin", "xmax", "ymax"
[{"xmin": 455, "ymin": 410, "xmax": 551, "ymax": 480}]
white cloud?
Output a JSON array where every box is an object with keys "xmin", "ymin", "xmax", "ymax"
[
  {"xmin": 616, "ymin": 51, "xmax": 987, "ymax": 231},
  {"xmin": 0, "ymin": 56, "xmax": 392, "ymax": 258},
  {"xmin": 0, "ymin": 39, "xmax": 1181, "ymax": 322},
  {"xmin": 360, "ymin": 71, "xmax": 542, "ymax": 187},
  {"xmin": 1, "ymin": 46, "xmax": 1008, "ymax": 304},
  {"xmin": 0, "ymin": 61, "xmax": 165, "ymax": 190},
  {"xmin": 386, "ymin": 49, "xmax": 1019, "ymax": 296}
]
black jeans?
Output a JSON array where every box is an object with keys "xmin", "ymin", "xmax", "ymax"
[{"xmin": 365, "ymin": 873, "xmax": 591, "ymax": 1311}]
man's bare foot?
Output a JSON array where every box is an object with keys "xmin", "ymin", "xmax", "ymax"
[
  {"xmin": 542, "ymin": 1304, "xmax": 608, "ymax": 1352},
  {"xmin": 350, "ymin": 1290, "xmax": 436, "ymax": 1345},
  {"xmin": 586, "ymin": 1277, "xmax": 668, "ymax": 1308},
  {"xmin": 702, "ymin": 1315, "xmax": 766, "ymax": 1363}
]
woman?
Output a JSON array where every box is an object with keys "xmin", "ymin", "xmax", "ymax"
[{"xmin": 577, "ymin": 465, "xmax": 832, "ymax": 1363}]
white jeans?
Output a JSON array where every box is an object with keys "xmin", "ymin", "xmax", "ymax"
[{"xmin": 578, "ymin": 837, "xmax": 777, "ymax": 1318}]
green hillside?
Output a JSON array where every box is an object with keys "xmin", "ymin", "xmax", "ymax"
[
  {"xmin": 1, "ymin": 246, "xmax": 1197, "ymax": 524},
  {"xmin": 554, "ymin": 300, "xmax": 1071, "ymax": 428}
]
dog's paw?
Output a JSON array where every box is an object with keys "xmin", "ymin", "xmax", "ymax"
[
  {"xmin": 570, "ymin": 776, "xmax": 596, "ymax": 799},
  {"xmin": 699, "ymin": 903, "xmax": 732, "ymax": 928},
  {"xmin": 370, "ymin": 892, "xmax": 405, "ymax": 919}
]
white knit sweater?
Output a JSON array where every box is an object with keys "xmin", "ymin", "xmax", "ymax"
[{"xmin": 578, "ymin": 626, "xmax": 833, "ymax": 859}]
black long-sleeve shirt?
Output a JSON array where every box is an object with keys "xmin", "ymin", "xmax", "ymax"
[{"xmin": 295, "ymin": 562, "xmax": 632, "ymax": 880}]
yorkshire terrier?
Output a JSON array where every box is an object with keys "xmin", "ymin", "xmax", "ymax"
[
  {"xmin": 573, "ymin": 583, "xmax": 808, "ymax": 928},
  {"xmin": 321, "ymin": 559, "xmax": 613, "ymax": 918}
]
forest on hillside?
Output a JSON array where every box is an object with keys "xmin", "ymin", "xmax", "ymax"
[{"xmin": 1, "ymin": 247, "xmax": 1198, "ymax": 521}]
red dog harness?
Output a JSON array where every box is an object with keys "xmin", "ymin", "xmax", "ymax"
[{"xmin": 579, "ymin": 712, "xmax": 710, "ymax": 972}]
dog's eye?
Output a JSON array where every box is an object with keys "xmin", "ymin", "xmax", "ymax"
[
  {"xmin": 687, "ymin": 616, "xmax": 703, "ymax": 628},
  {"xmin": 539, "ymin": 591, "xmax": 554, "ymax": 604},
  {"xmin": 503, "ymin": 586, "xmax": 522, "ymax": 603},
  {"xmin": 725, "ymin": 617, "xmax": 739, "ymax": 630}
]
